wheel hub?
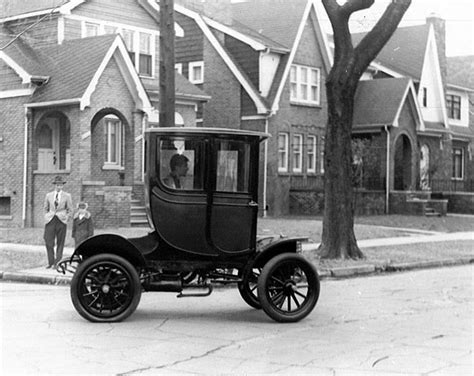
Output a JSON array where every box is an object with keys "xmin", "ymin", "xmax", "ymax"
[
  {"xmin": 101, "ymin": 284, "xmax": 111, "ymax": 294},
  {"xmin": 284, "ymin": 281, "xmax": 297, "ymax": 294}
]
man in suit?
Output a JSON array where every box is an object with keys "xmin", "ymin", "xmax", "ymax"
[{"xmin": 44, "ymin": 176, "xmax": 73, "ymax": 268}]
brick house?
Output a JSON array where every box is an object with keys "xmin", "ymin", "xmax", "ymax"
[
  {"xmin": 174, "ymin": 0, "xmax": 332, "ymax": 216},
  {"xmin": 173, "ymin": 0, "xmax": 474, "ymax": 215},
  {"xmin": 350, "ymin": 16, "xmax": 474, "ymax": 214},
  {"xmin": 0, "ymin": 0, "xmax": 209, "ymax": 228}
]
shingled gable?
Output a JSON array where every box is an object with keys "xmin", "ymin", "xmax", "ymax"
[
  {"xmin": 229, "ymin": 0, "xmax": 332, "ymax": 112},
  {"xmin": 353, "ymin": 78, "xmax": 423, "ymax": 130},
  {"xmin": 23, "ymin": 34, "xmax": 152, "ymax": 113}
]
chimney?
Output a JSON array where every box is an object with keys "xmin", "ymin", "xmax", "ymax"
[{"xmin": 426, "ymin": 13, "xmax": 447, "ymax": 90}]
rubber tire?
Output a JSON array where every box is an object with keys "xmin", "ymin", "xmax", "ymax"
[
  {"xmin": 258, "ymin": 253, "xmax": 320, "ymax": 323},
  {"xmin": 71, "ymin": 253, "xmax": 142, "ymax": 322},
  {"xmin": 238, "ymin": 266, "xmax": 262, "ymax": 309}
]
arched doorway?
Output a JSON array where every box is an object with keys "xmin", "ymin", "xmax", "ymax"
[
  {"xmin": 394, "ymin": 134, "xmax": 413, "ymax": 190},
  {"xmin": 36, "ymin": 112, "xmax": 71, "ymax": 171}
]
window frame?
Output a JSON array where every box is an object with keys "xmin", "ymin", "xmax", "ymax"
[
  {"xmin": 307, "ymin": 135, "xmax": 317, "ymax": 174},
  {"xmin": 446, "ymin": 94, "xmax": 461, "ymax": 120},
  {"xmin": 292, "ymin": 134, "xmax": 303, "ymax": 173},
  {"xmin": 290, "ymin": 64, "xmax": 321, "ymax": 105},
  {"xmin": 452, "ymin": 147, "xmax": 464, "ymax": 180},
  {"xmin": 79, "ymin": 19, "xmax": 156, "ymax": 78},
  {"xmin": 189, "ymin": 61, "xmax": 204, "ymax": 84},
  {"xmin": 278, "ymin": 133, "xmax": 289, "ymax": 173},
  {"xmin": 104, "ymin": 115, "xmax": 123, "ymax": 170}
]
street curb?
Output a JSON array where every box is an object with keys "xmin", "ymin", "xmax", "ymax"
[
  {"xmin": 0, "ymin": 271, "xmax": 71, "ymax": 285},
  {"xmin": 1, "ymin": 258, "xmax": 472, "ymax": 286}
]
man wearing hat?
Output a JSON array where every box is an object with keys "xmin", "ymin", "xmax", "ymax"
[{"xmin": 43, "ymin": 176, "xmax": 73, "ymax": 268}]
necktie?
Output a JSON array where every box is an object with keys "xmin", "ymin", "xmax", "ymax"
[{"xmin": 54, "ymin": 192, "xmax": 59, "ymax": 209}]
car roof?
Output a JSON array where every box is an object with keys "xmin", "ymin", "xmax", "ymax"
[{"xmin": 145, "ymin": 127, "xmax": 270, "ymax": 140}]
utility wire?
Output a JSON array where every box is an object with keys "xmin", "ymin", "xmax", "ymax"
[{"xmin": 0, "ymin": 1, "xmax": 67, "ymax": 51}]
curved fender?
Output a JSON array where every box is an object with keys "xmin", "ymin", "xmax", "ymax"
[
  {"xmin": 73, "ymin": 234, "xmax": 147, "ymax": 267},
  {"xmin": 253, "ymin": 238, "xmax": 304, "ymax": 268}
]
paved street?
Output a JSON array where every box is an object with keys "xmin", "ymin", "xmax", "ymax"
[{"xmin": 1, "ymin": 265, "xmax": 472, "ymax": 375}]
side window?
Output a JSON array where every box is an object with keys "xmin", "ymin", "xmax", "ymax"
[
  {"xmin": 216, "ymin": 140, "xmax": 251, "ymax": 193},
  {"xmin": 159, "ymin": 137, "xmax": 205, "ymax": 190}
]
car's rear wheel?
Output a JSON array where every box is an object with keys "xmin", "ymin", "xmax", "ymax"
[
  {"xmin": 238, "ymin": 265, "xmax": 262, "ymax": 309},
  {"xmin": 71, "ymin": 253, "xmax": 141, "ymax": 322},
  {"xmin": 258, "ymin": 253, "xmax": 319, "ymax": 323}
]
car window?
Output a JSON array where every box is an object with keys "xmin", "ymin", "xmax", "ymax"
[
  {"xmin": 159, "ymin": 137, "xmax": 205, "ymax": 191},
  {"xmin": 216, "ymin": 140, "xmax": 251, "ymax": 193}
]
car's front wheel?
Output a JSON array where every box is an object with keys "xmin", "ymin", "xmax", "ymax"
[
  {"xmin": 258, "ymin": 253, "xmax": 320, "ymax": 323},
  {"xmin": 71, "ymin": 253, "xmax": 141, "ymax": 322}
]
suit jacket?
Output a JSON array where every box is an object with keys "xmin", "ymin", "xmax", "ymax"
[{"xmin": 44, "ymin": 190, "xmax": 73, "ymax": 224}]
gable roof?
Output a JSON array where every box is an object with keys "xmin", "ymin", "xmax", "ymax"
[
  {"xmin": 447, "ymin": 55, "xmax": 474, "ymax": 90},
  {"xmin": 351, "ymin": 24, "xmax": 430, "ymax": 80},
  {"xmin": 0, "ymin": 0, "xmax": 85, "ymax": 22},
  {"xmin": 230, "ymin": 0, "xmax": 308, "ymax": 50},
  {"xmin": 28, "ymin": 34, "xmax": 119, "ymax": 104},
  {"xmin": 1, "ymin": 33, "xmax": 153, "ymax": 112},
  {"xmin": 175, "ymin": 0, "xmax": 331, "ymax": 114},
  {"xmin": 353, "ymin": 78, "xmax": 422, "ymax": 129}
]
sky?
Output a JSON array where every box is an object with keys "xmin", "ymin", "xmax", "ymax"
[{"xmin": 317, "ymin": 0, "xmax": 474, "ymax": 56}]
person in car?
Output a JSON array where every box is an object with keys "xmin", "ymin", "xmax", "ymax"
[{"xmin": 163, "ymin": 154, "xmax": 189, "ymax": 189}]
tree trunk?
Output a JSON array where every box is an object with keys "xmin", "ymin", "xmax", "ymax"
[
  {"xmin": 319, "ymin": 78, "xmax": 364, "ymax": 259},
  {"xmin": 318, "ymin": 0, "xmax": 411, "ymax": 259}
]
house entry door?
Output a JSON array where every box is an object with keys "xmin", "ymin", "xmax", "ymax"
[{"xmin": 38, "ymin": 119, "xmax": 60, "ymax": 171}]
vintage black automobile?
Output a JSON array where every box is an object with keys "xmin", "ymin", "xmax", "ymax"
[{"xmin": 61, "ymin": 127, "xmax": 320, "ymax": 323}]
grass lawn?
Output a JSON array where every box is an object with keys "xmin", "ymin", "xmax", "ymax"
[{"xmin": 1, "ymin": 214, "xmax": 473, "ymax": 272}]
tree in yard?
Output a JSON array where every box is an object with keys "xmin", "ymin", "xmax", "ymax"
[{"xmin": 319, "ymin": 0, "xmax": 411, "ymax": 259}]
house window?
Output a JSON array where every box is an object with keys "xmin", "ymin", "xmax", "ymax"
[
  {"xmin": 84, "ymin": 22, "xmax": 99, "ymax": 37},
  {"xmin": 307, "ymin": 135, "xmax": 317, "ymax": 173},
  {"xmin": 0, "ymin": 197, "xmax": 11, "ymax": 216},
  {"xmin": 278, "ymin": 133, "xmax": 289, "ymax": 172},
  {"xmin": 189, "ymin": 61, "xmax": 204, "ymax": 84},
  {"xmin": 175, "ymin": 63, "xmax": 183, "ymax": 74},
  {"xmin": 422, "ymin": 87, "xmax": 428, "ymax": 107},
  {"xmin": 104, "ymin": 116, "xmax": 123, "ymax": 168},
  {"xmin": 139, "ymin": 32, "xmax": 152, "ymax": 77},
  {"xmin": 452, "ymin": 147, "xmax": 464, "ymax": 180},
  {"xmin": 118, "ymin": 29, "xmax": 154, "ymax": 77},
  {"xmin": 290, "ymin": 64, "xmax": 320, "ymax": 105},
  {"xmin": 446, "ymin": 94, "xmax": 461, "ymax": 120},
  {"xmin": 292, "ymin": 134, "xmax": 303, "ymax": 173}
]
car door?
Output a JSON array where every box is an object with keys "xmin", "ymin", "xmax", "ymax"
[
  {"xmin": 149, "ymin": 136, "xmax": 215, "ymax": 255},
  {"xmin": 209, "ymin": 137, "xmax": 259, "ymax": 255}
]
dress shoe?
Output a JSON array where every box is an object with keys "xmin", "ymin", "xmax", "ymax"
[{"xmin": 46, "ymin": 265, "xmax": 52, "ymax": 269}]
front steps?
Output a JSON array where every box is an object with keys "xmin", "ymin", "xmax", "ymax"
[{"xmin": 130, "ymin": 199, "xmax": 149, "ymax": 227}]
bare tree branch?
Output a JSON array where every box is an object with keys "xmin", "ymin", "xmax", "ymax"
[
  {"xmin": 340, "ymin": 0, "xmax": 374, "ymax": 16},
  {"xmin": 354, "ymin": 0, "xmax": 411, "ymax": 74}
]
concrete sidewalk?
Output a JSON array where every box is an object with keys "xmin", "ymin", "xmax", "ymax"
[{"xmin": 1, "ymin": 231, "xmax": 473, "ymax": 285}]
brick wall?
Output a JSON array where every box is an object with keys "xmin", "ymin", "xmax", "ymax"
[
  {"xmin": 0, "ymin": 97, "xmax": 26, "ymax": 227},
  {"xmin": 202, "ymin": 38, "xmax": 241, "ymax": 128},
  {"xmin": 82, "ymin": 182, "xmax": 132, "ymax": 228}
]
